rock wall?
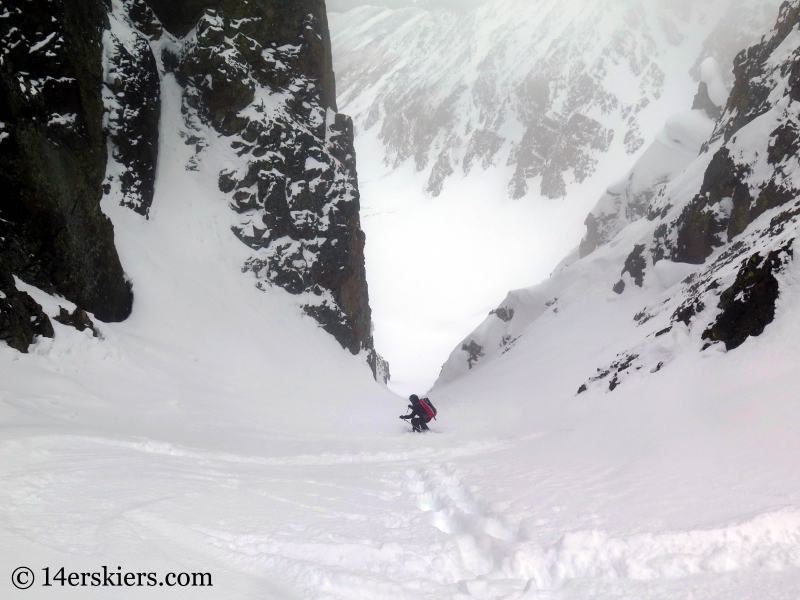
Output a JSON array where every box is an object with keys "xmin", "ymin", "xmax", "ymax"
[
  {"xmin": 655, "ymin": 0, "xmax": 800, "ymax": 265},
  {"xmin": 103, "ymin": 0, "xmax": 162, "ymax": 217},
  {"xmin": 0, "ymin": 0, "xmax": 379, "ymax": 370},
  {"xmin": 0, "ymin": 0, "xmax": 134, "ymax": 324},
  {"xmin": 167, "ymin": 0, "xmax": 377, "ymax": 361},
  {"xmin": 0, "ymin": 267, "xmax": 53, "ymax": 353}
]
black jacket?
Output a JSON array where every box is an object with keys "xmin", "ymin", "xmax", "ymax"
[{"xmin": 401, "ymin": 402, "xmax": 431, "ymax": 421}]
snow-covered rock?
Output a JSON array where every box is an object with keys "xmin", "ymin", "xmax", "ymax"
[
  {"xmin": 0, "ymin": 0, "xmax": 133, "ymax": 323},
  {"xmin": 0, "ymin": 0, "xmax": 383, "ymax": 371},
  {"xmin": 102, "ymin": 0, "xmax": 162, "ymax": 217},
  {"xmin": 0, "ymin": 271, "xmax": 53, "ymax": 353},
  {"xmin": 580, "ymin": 67, "xmax": 727, "ymax": 258},
  {"xmin": 436, "ymin": 0, "xmax": 800, "ymax": 394},
  {"xmin": 331, "ymin": 0, "xmax": 783, "ymax": 200},
  {"xmin": 157, "ymin": 0, "xmax": 377, "ymax": 361}
]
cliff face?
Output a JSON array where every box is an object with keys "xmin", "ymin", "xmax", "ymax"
[
  {"xmin": 0, "ymin": 0, "xmax": 379, "ymax": 371},
  {"xmin": 103, "ymin": 0, "xmax": 162, "ymax": 217},
  {"xmin": 0, "ymin": 0, "xmax": 134, "ymax": 324},
  {"xmin": 166, "ymin": 0, "xmax": 375, "ymax": 359}
]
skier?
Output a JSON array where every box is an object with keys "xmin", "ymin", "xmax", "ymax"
[{"xmin": 399, "ymin": 394, "xmax": 437, "ymax": 432}]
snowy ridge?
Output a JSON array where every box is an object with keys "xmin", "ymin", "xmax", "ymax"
[
  {"xmin": 579, "ymin": 58, "xmax": 727, "ymax": 258},
  {"xmin": 436, "ymin": 0, "xmax": 800, "ymax": 393},
  {"xmin": 331, "ymin": 0, "xmax": 783, "ymax": 200}
]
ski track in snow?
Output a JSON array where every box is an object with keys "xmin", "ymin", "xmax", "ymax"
[
  {"xmin": 40, "ymin": 433, "xmax": 541, "ymax": 466},
  {"xmin": 4, "ymin": 3, "xmax": 800, "ymax": 599},
  {"xmin": 4, "ymin": 431, "xmax": 800, "ymax": 599}
]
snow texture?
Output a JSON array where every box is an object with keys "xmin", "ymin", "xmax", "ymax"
[{"xmin": 3, "ymin": 2, "xmax": 800, "ymax": 600}]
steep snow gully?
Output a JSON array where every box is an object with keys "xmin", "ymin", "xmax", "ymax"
[
  {"xmin": 329, "ymin": 0, "xmax": 787, "ymax": 393},
  {"xmin": 4, "ymin": 1, "xmax": 800, "ymax": 599}
]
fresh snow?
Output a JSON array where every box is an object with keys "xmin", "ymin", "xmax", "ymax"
[
  {"xmin": 2, "ymin": 72, "xmax": 799, "ymax": 600},
  {"xmin": 3, "ymin": 2, "xmax": 800, "ymax": 599},
  {"xmin": 700, "ymin": 56, "xmax": 730, "ymax": 107}
]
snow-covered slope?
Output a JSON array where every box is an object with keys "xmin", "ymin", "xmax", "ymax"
[
  {"xmin": 6, "ymin": 68, "xmax": 800, "ymax": 597},
  {"xmin": 4, "ymin": 2, "xmax": 800, "ymax": 599},
  {"xmin": 437, "ymin": 1, "xmax": 800, "ymax": 395},
  {"xmin": 5, "ymin": 69, "xmax": 800, "ymax": 597},
  {"xmin": 0, "ymin": 7, "xmax": 399, "ymax": 596},
  {"xmin": 329, "ymin": 0, "xmax": 783, "ymax": 393}
]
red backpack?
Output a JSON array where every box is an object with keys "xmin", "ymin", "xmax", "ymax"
[{"xmin": 419, "ymin": 398, "xmax": 437, "ymax": 420}]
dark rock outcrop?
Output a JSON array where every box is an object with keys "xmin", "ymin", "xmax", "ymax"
[
  {"xmin": 490, "ymin": 307, "xmax": 515, "ymax": 322},
  {"xmin": 692, "ymin": 82, "xmax": 722, "ymax": 120},
  {"xmin": 665, "ymin": 3, "xmax": 800, "ymax": 266},
  {"xmin": 702, "ymin": 244, "xmax": 792, "ymax": 350},
  {"xmin": 671, "ymin": 149, "xmax": 748, "ymax": 264},
  {"xmin": 712, "ymin": 0, "xmax": 800, "ymax": 145},
  {"xmin": 613, "ymin": 244, "xmax": 647, "ymax": 293},
  {"xmin": 668, "ymin": 132, "xmax": 800, "ymax": 265},
  {"xmin": 172, "ymin": 0, "xmax": 375, "ymax": 362},
  {"xmin": 103, "ymin": 1, "xmax": 162, "ymax": 216},
  {"xmin": 139, "ymin": 0, "xmax": 220, "ymax": 37},
  {"xmin": 54, "ymin": 306, "xmax": 99, "ymax": 338},
  {"xmin": 369, "ymin": 351, "xmax": 391, "ymax": 385},
  {"xmin": 0, "ymin": 0, "xmax": 134, "ymax": 323},
  {"xmin": 579, "ymin": 353, "xmax": 639, "ymax": 394},
  {"xmin": 672, "ymin": 298, "xmax": 706, "ymax": 326},
  {"xmin": 462, "ymin": 340, "xmax": 484, "ymax": 369},
  {"xmin": 0, "ymin": 267, "xmax": 54, "ymax": 353},
  {"xmin": 176, "ymin": 0, "xmax": 337, "ymax": 131},
  {"xmin": 622, "ymin": 244, "xmax": 647, "ymax": 287}
]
